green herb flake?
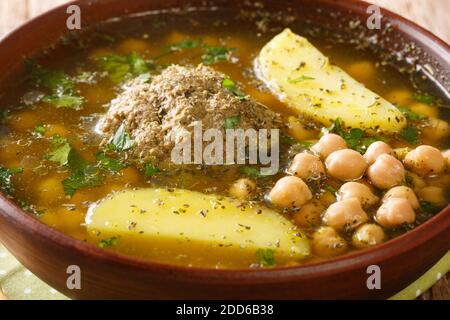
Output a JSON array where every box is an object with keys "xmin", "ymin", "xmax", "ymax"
[
  {"xmin": 96, "ymin": 152, "xmax": 127, "ymax": 172},
  {"xmin": 34, "ymin": 123, "xmax": 46, "ymax": 136},
  {"xmin": 255, "ymin": 248, "xmax": 276, "ymax": 267},
  {"xmin": 63, "ymin": 165, "xmax": 104, "ymax": 198},
  {"xmin": 144, "ymin": 164, "xmax": 161, "ymax": 178},
  {"xmin": 108, "ymin": 123, "xmax": 135, "ymax": 152},
  {"xmin": 240, "ymin": 166, "xmax": 262, "ymax": 180},
  {"xmin": 96, "ymin": 53, "xmax": 153, "ymax": 83},
  {"xmin": 224, "ymin": 115, "xmax": 241, "ymax": 130},
  {"xmin": 42, "ymin": 94, "xmax": 83, "ymax": 108},
  {"xmin": 0, "ymin": 166, "xmax": 23, "ymax": 194},
  {"xmin": 222, "ymin": 78, "xmax": 247, "ymax": 101},
  {"xmin": 287, "ymin": 75, "xmax": 315, "ymax": 84},
  {"xmin": 202, "ymin": 46, "xmax": 235, "ymax": 65},
  {"xmin": 47, "ymin": 142, "xmax": 72, "ymax": 166},
  {"xmin": 420, "ymin": 201, "xmax": 441, "ymax": 214},
  {"xmin": 413, "ymin": 93, "xmax": 435, "ymax": 105},
  {"xmin": 98, "ymin": 236, "xmax": 119, "ymax": 248},
  {"xmin": 168, "ymin": 39, "xmax": 202, "ymax": 51},
  {"xmin": 396, "ymin": 105, "xmax": 426, "ymax": 121},
  {"xmin": 400, "ymin": 125, "xmax": 420, "ymax": 145}
]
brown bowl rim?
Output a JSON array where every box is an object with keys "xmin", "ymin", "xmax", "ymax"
[{"xmin": 0, "ymin": 0, "xmax": 449, "ymax": 284}]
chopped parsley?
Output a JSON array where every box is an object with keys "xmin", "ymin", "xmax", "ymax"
[
  {"xmin": 420, "ymin": 201, "xmax": 440, "ymax": 214},
  {"xmin": 98, "ymin": 236, "xmax": 119, "ymax": 248},
  {"xmin": 34, "ymin": 123, "xmax": 46, "ymax": 136},
  {"xmin": 168, "ymin": 39, "xmax": 202, "ymax": 51},
  {"xmin": 222, "ymin": 78, "xmax": 247, "ymax": 100},
  {"xmin": 96, "ymin": 53, "xmax": 153, "ymax": 83},
  {"xmin": 108, "ymin": 123, "xmax": 135, "ymax": 152},
  {"xmin": 96, "ymin": 152, "xmax": 127, "ymax": 172},
  {"xmin": 255, "ymin": 248, "xmax": 276, "ymax": 267},
  {"xmin": 240, "ymin": 166, "xmax": 262, "ymax": 180},
  {"xmin": 0, "ymin": 166, "xmax": 23, "ymax": 194},
  {"xmin": 400, "ymin": 125, "xmax": 420, "ymax": 145},
  {"xmin": 396, "ymin": 105, "xmax": 426, "ymax": 121},
  {"xmin": 202, "ymin": 45, "xmax": 235, "ymax": 65},
  {"xmin": 287, "ymin": 75, "xmax": 315, "ymax": 83},
  {"xmin": 324, "ymin": 118, "xmax": 386, "ymax": 154},
  {"xmin": 413, "ymin": 93, "xmax": 435, "ymax": 105},
  {"xmin": 46, "ymin": 142, "xmax": 72, "ymax": 166},
  {"xmin": 223, "ymin": 115, "xmax": 241, "ymax": 130},
  {"xmin": 25, "ymin": 60, "xmax": 83, "ymax": 108},
  {"xmin": 63, "ymin": 164, "xmax": 104, "ymax": 198},
  {"xmin": 144, "ymin": 164, "xmax": 161, "ymax": 177}
]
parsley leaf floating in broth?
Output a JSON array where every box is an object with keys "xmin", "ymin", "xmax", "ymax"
[
  {"xmin": 223, "ymin": 115, "xmax": 241, "ymax": 130},
  {"xmin": 401, "ymin": 125, "xmax": 420, "ymax": 145},
  {"xmin": 202, "ymin": 45, "xmax": 235, "ymax": 65},
  {"xmin": 25, "ymin": 60, "xmax": 84, "ymax": 109},
  {"xmin": 96, "ymin": 53, "xmax": 154, "ymax": 83},
  {"xmin": 108, "ymin": 123, "xmax": 135, "ymax": 152},
  {"xmin": 144, "ymin": 164, "xmax": 161, "ymax": 178},
  {"xmin": 96, "ymin": 152, "xmax": 127, "ymax": 173},
  {"xmin": 255, "ymin": 248, "xmax": 276, "ymax": 267},
  {"xmin": 222, "ymin": 78, "xmax": 247, "ymax": 101},
  {"xmin": 63, "ymin": 164, "xmax": 104, "ymax": 198},
  {"xmin": 0, "ymin": 166, "xmax": 23, "ymax": 194}
]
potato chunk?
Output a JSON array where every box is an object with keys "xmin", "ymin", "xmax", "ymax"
[
  {"xmin": 255, "ymin": 29, "xmax": 406, "ymax": 133},
  {"xmin": 86, "ymin": 188, "xmax": 310, "ymax": 267}
]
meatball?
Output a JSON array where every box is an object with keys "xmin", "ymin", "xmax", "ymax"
[
  {"xmin": 382, "ymin": 186, "xmax": 419, "ymax": 209},
  {"xmin": 338, "ymin": 182, "xmax": 379, "ymax": 207},
  {"xmin": 229, "ymin": 178, "xmax": 256, "ymax": 200},
  {"xmin": 367, "ymin": 154, "xmax": 405, "ymax": 189},
  {"xmin": 404, "ymin": 145, "xmax": 445, "ymax": 177},
  {"xmin": 268, "ymin": 176, "xmax": 312, "ymax": 209},
  {"xmin": 293, "ymin": 200, "xmax": 324, "ymax": 228},
  {"xmin": 311, "ymin": 133, "xmax": 347, "ymax": 159},
  {"xmin": 325, "ymin": 149, "xmax": 367, "ymax": 181},
  {"xmin": 376, "ymin": 198, "xmax": 416, "ymax": 228},
  {"xmin": 288, "ymin": 152, "xmax": 325, "ymax": 180},
  {"xmin": 352, "ymin": 224, "xmax": 385, "ymax": 249},
  {"xmin": 322, "ymin": 197, "xmax": 368, "ymax": 231},
  {"xmin": 364, "ymin": 141, "xmax": 394, "ymax": 165},
  {"xmin": 312, "ymin": 227, "xmax": 348, "ymax": 258}
]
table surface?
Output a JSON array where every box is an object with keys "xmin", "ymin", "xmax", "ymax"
[{"xmin": 0, "ymin": 0, "xmax": 448, "ymax": 300}]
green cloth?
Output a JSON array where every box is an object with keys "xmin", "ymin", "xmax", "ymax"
[{"xmin": 0, "ymin": 242, "xmax": 448, "ymax": 300}]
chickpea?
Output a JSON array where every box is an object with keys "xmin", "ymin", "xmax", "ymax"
[
  {"xmin": 404, "ymin": 145, "xmax": 445, "ymax": 176},
  {"xmin": 293, "ymin": 200, "xmax": 324, "ymax": 228},
  {"xmin": 367, "ymin": 154, "xmax": 405, "ymax": 189},
  {"xmin": 318, "ymin": 190, "xmax": 337, "ymax": 207},
  {"xmin": 322, "ymin": 197, "xmax": 368, "ymax": 231},
  {"xmin": 352, "ymin": 224, "xmax": 385, "ymax": 249},
  {"xmin": 364, "ymin": 141, "xmax": 394, "ymax": 165},
  {"xmin": 422, "ymin": 118, "xmax": 450, "ymax": 142},
  {"xmin": 287, "ymin": 116, "xmax": 317, "ymax": 141},
  {"xmin": 229, "ymin": 178, "xmax": 256, "ymax": 200},
  {"xmin": 325, "ymin": 149, "xmax": 367, "ymax": 181},
  {"xmin": 417, "ymin": 186, "xmax": 447, "ymax": 208},
  {"xmin": 443, "ymin": 150, "xmax": 450, "ymax": 171},
  {"xmin": 410, "ymin": 103, "xmax": 439, "ymax": 119},
  {"xmin": 338, "ymin": 182, "xmax": 379, "ymax": 207},
  {"xmin": 347, "ymin": 61, "xmax": 376, "ymax": 82},
  {"xmin": 268, "ymin": 176, "xmax": 312, "ymax": 209},
  {"xmin": 405, "ymin": 172, "xmax": 427, "ymax": 191},
  {"xmin": 382, "ymin": 186, "xmax": 419, "ymax": 209},
  {"xmin": 376, "ymin": 198, "xmax": 416, "ymax": 228},
  {"xmin": 288, "ymin": 153, "xmax": 325, "ymax": 180},
  {"xmin": 312, "ymin": 227, "xmax": 348, "ymax": 258},
  {"xmin": 311, "ymin": 133, "xmax": 347, "ymax": 159}
]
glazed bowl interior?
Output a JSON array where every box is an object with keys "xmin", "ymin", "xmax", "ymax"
[{"xmin": 0, "ymin": 0, "xmax": 449, "ymax": 299}]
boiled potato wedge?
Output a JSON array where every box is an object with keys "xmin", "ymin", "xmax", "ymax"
[
  {"xmin": 86, "ymin": 188, "xmax": 310, "ymax": 267},
  {"xmin": 255, "ymin": 28, "xmax": 406, "ymax": 133}
]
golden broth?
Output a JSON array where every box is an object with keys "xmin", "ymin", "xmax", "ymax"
[{"xmin": 0, "ymin": 8, "xmax": 448, "ymax": 268}]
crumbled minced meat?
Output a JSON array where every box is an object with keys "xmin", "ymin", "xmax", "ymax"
[{"xmin": 100, "ymin": 64, "xmax": 282, "ymax": 168}]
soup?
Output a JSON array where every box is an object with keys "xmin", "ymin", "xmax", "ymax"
[{"xmin": 0, "ymin": 7, "xmax": 449, "ymax": 269}]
